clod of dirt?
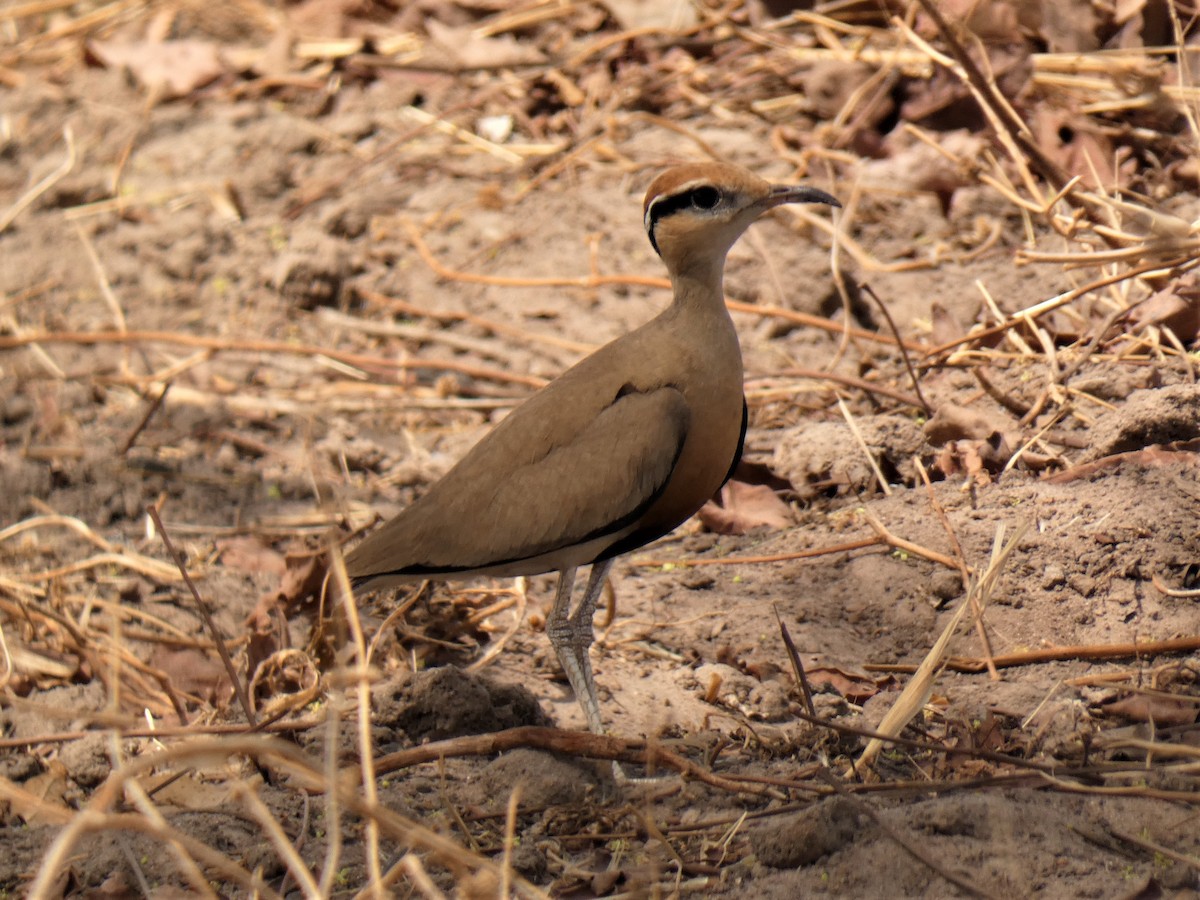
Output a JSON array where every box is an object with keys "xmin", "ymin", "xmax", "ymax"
[
  {"xmin": 922, "ymin": 403, "xmax": 1016, "ymax": 446},
  {"xmin": 751, "ymin": 796, "xmax": 862, "ymax": 868},
  {"xmin": 773, "ymin": 415, "xmax": 926, "ymax": 499},
  {"xmin": 911, "ymin": 793, "xmax": 994, "ymax": 838},
  {"xmin": 0, "ymin": 455, "xmax": 50, "ymax": 517},
  {"xmin": 463, "ymin": 748, "xmax": 605, "ymax": 811},
  {"xmin": 373, "ymin": 667, "xmax": 548, "ymax": 743},
  {"xmin": 55, "ymin": 732, "xmax": 111, "ymax": 789},
  {"xmin": 1071, "ymin": 361, "xmax": 1158, "ymax": 402},
  {"xmin": 1082, "ymin": 384, "xmax": 1200, "ymax": 460},
  {"xmin": 322, "ymin": 187, "xmax": 408, "ymax": 239},
  {"xmin": 692, "ymin": 663, "xmax": 790, "ymax": 721},
  {"xmin": 273, "ymin": 226, "xmax": 351, "ymax": 310}
]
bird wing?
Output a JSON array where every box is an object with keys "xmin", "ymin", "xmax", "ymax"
[{"xmin": 347, "ymin": 385, "xmax": 690, "ymax": 579}]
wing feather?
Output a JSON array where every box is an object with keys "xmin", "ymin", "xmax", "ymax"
[{"xmin": 346, "ymin": 386, "xmax": 690, "ymax": 579}]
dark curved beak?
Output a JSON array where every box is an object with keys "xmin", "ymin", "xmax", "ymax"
[{"xmin": 764, "ymin": 184, "xmax": 841, "ymax": 209}]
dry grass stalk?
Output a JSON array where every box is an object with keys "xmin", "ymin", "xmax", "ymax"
[
  {"xmin": 857, "ymin": 520, "xmax": 1029, "ymax": 772},
  {"xmin": 24, "ymin": 735, "xmax": 547, "ymax": 898},
  {"xmin": 328, "ymin": 550, "xmax": 385, "ymax": 893},
  {"xmin": 367, "ymin": 726, "xmax": 782, "ymax": 798},
  {"xmin": 149, "ymin": 506, "xmax": 256, "ymax": 726},
  {"xmin": 0, "ymin": 327, "xmax": 548, "ymax": 389},
  {"xmin": 861, "ymin": 510, "xmax": 961, "ymax": 572},
  {"xmin": 0, "ymin": 125, "xmax": 75, "ymax": 233},
  {"xmin": 837, "ymin": 396, "xmax": 892, "ymax": 496},
  {"xmin": 633, "ymin": 535, "xmax": 882, "ymax": 569}
]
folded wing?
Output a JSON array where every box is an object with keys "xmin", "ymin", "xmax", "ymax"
[{"xmin": 346, "ymin": 385, "xmax": 690, "ymax": 580}]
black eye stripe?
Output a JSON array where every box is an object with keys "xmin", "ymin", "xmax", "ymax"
[
  {"xmin": 646, "ymin": 190, "xmax": 699, "ymax": 229},
  {"xmin": 645, "ymin": 185, "xmax": 723, "ymax": 255},
  {"xmin": 648, "ymin": 185, "xmax": 724, "ymax": 222}
]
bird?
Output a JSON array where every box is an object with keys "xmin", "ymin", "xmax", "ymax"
[{"xmin": 346, "ymin": 161, "xmax": 840, "ymax": 735}]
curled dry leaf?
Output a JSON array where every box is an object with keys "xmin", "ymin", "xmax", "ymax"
[
  {"xmin": 150, "ymin": 647, "xmax": 230, "ymax": 706},
  {"xmin": 424, "ymin": 19, "xmax": 546, "ymax": 70},
  {"xmin": 216, "ymin": 537, "xmax": 288, "ymax": 578},
  {"xmin": 1095, "ymin": 693, "xmax": 1199, "ymax": 726},
  {"xmin": 1030, "ymin": 107, "xmax": 1124, "ymax": 189},
  {"xmin": 1130, "ymin": 274, "xmax": 1200, "ymax": 343},
  {"xmin": 249, "ymin": 648, "xmax": 320, "ymax": 717},
  {"xmin": 805, "ymin": 663, "xmax": 893, "ymax": 704},
  {"xmin": 244, "ymin": 549, "xmax": 330, "ymax": 684},
  {"xmin": 935, "ymin": 437, "xmax": 1011, "ymax": 484},
  {"xmin": 923, "ymin": 402, "xmax": 1019, "ymax": 447},
  {"xmin": 150, "ymin": 772, "xmax": 234, "ymax": 810},
  {"xmin": 11, "ymin": 761, "xmax": 70, "ymax": 826},
  {"xmin": 87, "ymin": 39, "xmax": 226, "ymax": 99},
  {"xmin": 1025, "ymin": 0, "xmax": 1101, "ymax": 52},
  {"xmin": 698, "ymin": 480, "xmax": 793, "ymax": 535}
]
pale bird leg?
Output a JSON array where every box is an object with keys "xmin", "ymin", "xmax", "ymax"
[{"xmin": 546, "ymin": 559, "xmax": 614, "ymax": 735}]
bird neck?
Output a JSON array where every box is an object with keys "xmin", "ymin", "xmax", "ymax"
[{"xmin": 665, "ymin": 255, "xmax": 728, "ymax": 317}]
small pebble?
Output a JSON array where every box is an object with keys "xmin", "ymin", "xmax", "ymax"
[
  {"xmin": 1068, "ymin": 573, "xmax": 1096, "ymax": 597},
  {"xmin": 751, "ymin": 797, "xmax": 861, "ymax": 868},
  {"xmin": 680, "ymin": 572, "xmax": 715, "ymax": 590},
  {"xmin": 1042, "ymin": 563, "xmax": 1066, "ymax": 589},
  {"xmin": 930, "ymin": 570, "xmax": 962, "ymax": 601}
]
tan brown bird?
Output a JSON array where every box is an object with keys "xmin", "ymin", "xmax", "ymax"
[{"xmin": 347, "ymin": 162, "xmax": 839, "ymax": 734}]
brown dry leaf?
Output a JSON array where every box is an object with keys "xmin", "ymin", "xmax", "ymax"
[
  {"xmin": 227, "ymin": 28, "xmax": 295, "ymax": 80},
  {"xmin": 901, "ymin": 42, "xmax": 1030, "ymax": 128},
  {"xmin": 149, "ymin": 771, "xmax": 233, "ymax": 810},
  {"xmin": 87, "ymin": 39, "xmax": 226, "ymax": 99},
  {"xmin": 865, "ymin": 130, "xmax": 985, "ymax": 197},
  {"xmin": 150, "ymin": 647, "xmax": 229, "ymax": 705},
  {"xmin": 806, "ymin": 664, "xmax": 891, "ymax": 704},
  {"xmin": 1096, "ymin": 693, "xmax": 1199, "ymax": 726},
  {"xmin": 1110, "ymin": 0, "xmax": 1161, "ymax": 47},
  {"xmin": 930, "ymin": 301, "xmax": 965, "ymax": 347},
  {"xmin": 250, "ymin": 648, "xmax": 321, "ymax": 717},
  {"xmin": 216, "ymin": 537, "xmax": 288, "ymax": 578},
  {"xmin": 935, "ymin": 439, "xmax": 1007, "ymax": 485},
  {"xmin": 277, "ymin": 551, "xmax": 328, "ymax": 605},
  {"xmin": 602, "ymin": 0, "xmax": 698, "ymax": 30},
  {"xmin": 923, "ymin": 403, "xmax": 1015, "ymax": 446},
  {"xmin": 286, "ymin": 0, "xmax": 357, "ymax": 38},
  {"xmin": 1130, "ymin": 275, "xmax": 1200, "ymax": 342},
  {"xmin": 424, "ymin": 19, "xmax": 545, "ymax": 70},
  {"xmin": 13, "ymin": 761, "xmax": 70, "ymax": 826},
  {"xmin": 936, "ymin": 0, "xmax": 1021, "ymax": 41},
  {"xmin": 1030, "ymin": 108, "xmax": 1121, "ymax": 189},
  {"xmin": 698, "ymin": 481, "xmax": 793, "ymax": 535},
  {"xmin": 1020, "ymin": 0, "xmax": 1100, "ymax": 52},
  {"xmin": 244, "ymin": 548, "xmax": 329, "ymax": 679}
]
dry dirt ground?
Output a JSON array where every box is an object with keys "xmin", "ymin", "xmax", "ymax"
[{"xmin": 2, "ymin": 3, "xmax": 1200, "ymax": 898}]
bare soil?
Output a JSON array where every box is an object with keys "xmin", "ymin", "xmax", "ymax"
[{"xmin": 1, "ymin": 3, "xmax": 1199, "ymax": 898}]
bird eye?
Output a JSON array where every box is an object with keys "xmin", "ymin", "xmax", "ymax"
[{"xmin": 690, "ymin": 186, "xmax": 720, "ymax": 210}]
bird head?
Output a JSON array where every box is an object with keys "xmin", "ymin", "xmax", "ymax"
[{"xmin": 643, "ymin": 162, "xmax": 839, "ymax": 274}]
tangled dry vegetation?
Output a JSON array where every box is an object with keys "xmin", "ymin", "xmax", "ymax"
[{"xmin": 1, "ymin": 0, "xmax": 1199, "ymax": 897}]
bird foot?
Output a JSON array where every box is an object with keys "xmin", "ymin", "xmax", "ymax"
[{"xmin": 551, "ymin": 639, "xmax": 606, "ymax": 736}]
